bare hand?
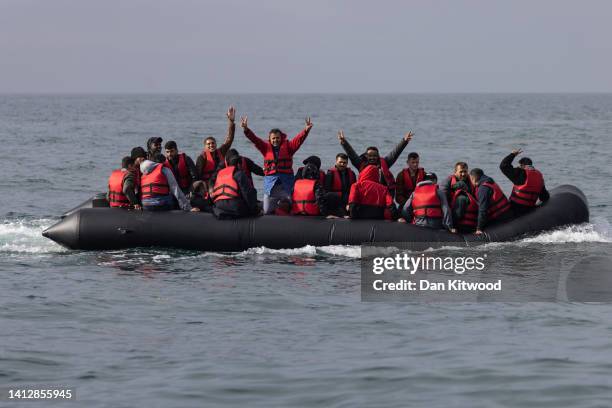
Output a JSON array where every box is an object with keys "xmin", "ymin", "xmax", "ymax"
[
  {"xmin": 474, "ymin": 229, "xmax": 483, "ymax": 235},
  {"xmin": 305, "ymin": 116, "xmax": 313, "ymax": 130},
  {"xmin": 511, "ymin": 148, "xmax": 523, "ymax": 156},
  {"xmin": 397, "ymin": 217, "xmax": 407, "ymax": 223},
  {"xmin": 450, "ymin": 228, "xmax": 457, "ymax": 234},
  {"xmin": 227, "ymin": 105, "xmax": 236, "ymax": 122},
  {"xmin": 240, "ymin": 116, "xmax": 248, "ymax": 129},
  {"xmin": 338, "ymin": 130, "xmax": 346, "ymax": 144},
  {"xmin": 404, "ymin": 131, "xmax": 414, "ymax": 142},
  {"xmin": 133, "ymin": 204, "xmax": 142, "ymax": 211},
  {"xmin": 190, "ymin": 207, "xmax": 201, "ymax": 212}
]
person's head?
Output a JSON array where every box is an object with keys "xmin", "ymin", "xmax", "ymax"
[
  {"xmin": 365, "ymin": 146, "xmax": 380, "ymax": 164},
  {"xmin": 302, "ymin": 156, "xmax": 321, "ymax": 170},
  {"xmin": 407, "ymin": 152, "xmax": 420, "ymax": 171},
  {"xmin": 424, "ymin": 172, "xmax": 438, "ymax": 183},
  {"xmin": 164, "ymin": 141, "xmax": 178, "ymax": 161},
  {"xmin": 122, "ymin": 156, "xmax": 135, "ymax": 171},
  {"xmin": 302, "ymin": 163, "xmax": 320, "ymax": 180},
  {"xmin": 130, "ymin": 146, "xmax": 147, "ymax": 166},
  {"xmin": 454, "ymin": 161, "xmax": 469, "ymax": 180},
  {"xmin": 153, "ymin": 153, "xmax": 166, "ymax": 164},
  {"xmin": 335, "ymin": 153, "xmax": 349, "ymax": 171},
  {"xmin": 518, "ymin": 157, "xmax": 533, "ymax": 168},
  {"xmin": 204, "ymin": 137, "xmax": 217, "ymax": 152},
  {"xmin": 225, "ymin": 151, "xmax": 240, "ymax": 167},
  {"xmin": 268, "ymin": 128, "xmax": 282, "ymax": 147},
  {"xmin": 147, "ymin": 137, "xmax": 162, "ymax": 155},
  {"xmin": 469, "ymin": 168, "xmax": 484, "ymax": 185}
]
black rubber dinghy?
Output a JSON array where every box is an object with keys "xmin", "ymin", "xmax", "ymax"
[{"xmin": 43, "ymin": 185, "xmax": 588, "ymax": 251}]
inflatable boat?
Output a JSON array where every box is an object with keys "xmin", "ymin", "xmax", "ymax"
[{"xmin": 42, "ymin": 185, "xmax": 588, "ymax": 251}]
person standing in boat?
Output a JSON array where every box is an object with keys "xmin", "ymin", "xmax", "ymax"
[
  {"xmin": 210, "ymin": 152, "xmax": 259, "ymax": 219},
  {"xmin": 337, "ymin": 130, "xmax": 414, "ymax": 197},
  {"xmin": 500, "ymin": 149, "xmax": 549, "ymax": 215},
  {"xmin": 395, "ymin": 152, "xmax": 426, "ymax": 207},
  {"xmin": 469, "ymin": 168, "xmax": 513, "ymax": 235},
  {"xmin": 399, "ymin": 172, "xmax": 454, "ymax": 232},
  {"xmin": 241, "ymin": 115, "xmax": 314, "ymax": 214},
  {"xmin": 196, "ymin": 105, "xmax": 236, "ymax": 183}
]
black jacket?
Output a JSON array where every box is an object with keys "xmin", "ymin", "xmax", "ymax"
[
  {"xmin": 166, "ymin": 154, "xmax": 198, "ymax": 192},
  {"xmin": 340, "ymin": 138, "xmax": 408, "ymax": 172},
  {"xmin": 499, "ymin": 153, "xmax": 549, "ymax": 203}
]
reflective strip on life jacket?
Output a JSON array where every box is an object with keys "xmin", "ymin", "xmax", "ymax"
[
  {"xmin": 140, "ymin": 165, "xmax": 170, "ymax": 199},
  {"xmin": 451, "ymin": 189, "xmax": 478, "ymax": 228},
  {"xmin": 510, "ymin": 167, "xmax": 544, "ymax": 207},
  {"xmin": 479, "ymin": 181, "xmax": 511, "ymax": 220},
  {"xmin": 412, "ymin": 183, "xmax": 443, "ymax": 220},
  {"xmin": 291, "ymin": 179, "xmax": 320, "ymax": 215},
  {"xmin": 108, "ymin": 169, "xmax": 131, "ymax": 208},
  {"xmin": 211, "ymin": 166, "xmax": 240, "ymax": 203}
]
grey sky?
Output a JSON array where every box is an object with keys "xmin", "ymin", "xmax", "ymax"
[{"xmin": 1, "ymin": 0, "xmax": 611, "ymax": 93}]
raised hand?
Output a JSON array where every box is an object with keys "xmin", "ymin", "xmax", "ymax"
[
  {"xmin": 227, "ymin": 105, "xmax": 236, "ymax": 123},
  {"xmin": 240, "ymin": 116, "xmax": 248, "ymax": 129},
  {"xmin": 404, "ymin": 131, "xmax": 414, "ymax": 142},
  {"xmin": 337, "ymin": 130, "xmax": 346, "ymax": 144},
  {"xmin": 512, "ymin": 148, "xmax": 523, "ymax": 156},
  {"xmin": 305, "ymin": 116, "xmax": 313, "ymax": 130}
]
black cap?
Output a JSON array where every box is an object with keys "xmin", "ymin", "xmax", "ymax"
[
  {"xmin": 424, "ymin": 172, "xmax": 437, "ymax": 181},
  {"xmin": 130, "ymin": 147, "xmax": 147, "ymax": 159},
  {"xmin": 302, "ymin": 155, "xmax": 321, "ymax": 169}
]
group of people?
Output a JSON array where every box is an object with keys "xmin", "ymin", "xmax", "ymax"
[{"xmin": 107, "ymin": 106, "xmax": 549, "ymax": 234}]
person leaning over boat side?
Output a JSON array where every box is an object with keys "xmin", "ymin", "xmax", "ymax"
[
  {"xmin": 399, "ymin": 173, "xmax": 455, "ymax": 232},
  {"xmin": 346, "ymin": 164, "xmax": 398, "ymax": 220},
  {"xmin": 163, "ymin": 140, "xmax": 198, "ymax": 196},
  {"xmin": 337, "ymin": 130, "xmax": 414, "ymax": 197},
  {"xmin": 469, "ymin": 168, "xmax": 513, "ymax": 235},
  {"xmin": 210, "ymin": 152, "xmax": 260, "ymax": 219},
  {"xmin": 146, "ymin": 136, "xmax": 163, "ymax": 161},
  {"xmin": 241, "ymin": 115, "xmax": 313, "ymax": 215},
  {"xmin": 224, "ymin": 148, "xmax": 264, "ymax": 188},
  {"xmin": 395, "ymin": 152, "xmax": 426, "ymax": 207},
  {"xmin": 107, "ymin": 156, "xmax": 141, "ymax": 210},
  {"xmin": 324, "ymin": 153, "xmax": 357, "ymax": 214},
  {"xmin": 499, "ymin": 149, "xmax": 549, "ymax": 215},
  {"xmin": 140, "ymin": 154, "xmax": 199, "ymax": 212},
  {"xmin": 295, "ymin": 156, "xmax": 325, "ymax": 185},
  {"xmin": 196, "ymin": 105, "xmax": 236, "ymax": 183}
]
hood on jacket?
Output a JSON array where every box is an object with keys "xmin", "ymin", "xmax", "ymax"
[
  {"xmin": 140, "ymin": 160, "xmax": 160, "ymax": 175},
  {"xmin": 358, "ymin": 164, "xmax": 380, "ymax": 183}
]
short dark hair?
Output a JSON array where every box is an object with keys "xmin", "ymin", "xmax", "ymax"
[
  {"xmin": 269, "ymin": 128, "xmax": 282, "ymax": 136},
  {"xmin": 227, "ymin": 148, "xmax": 240, "ymax": 157},
  {"xmin": 366, "ymin": 146, "xmax": 379, "ymax": 153},
  {"xmin": 407, "ymin": 152, "xmax": 419, "ymax": 161},
  {"xmin": 336, "ymin": 153, "xmax": 348, "ymax": 160},
  {"xmin": 130, "ymin": 146, "xmax": 146, "ymax": 160},
  {"xmin": 470, "ymin": 168, "xmax": 484, "ymax": 179},
  {"xmin": 164, "ymin": 140, "xmax": 177, "ymax": 150},
  {"xmin": 226, "ymin": 154, "xmax": 240, "ymax": 167},
  {"xmin": 153, "ymin": 153, "xmax": 166, "ymax": 163},
  {"xmin": 424, "ymin": 172, "xmax": 437, "ymax": 182},
  {"xmin": 122, "ymin": 156, "xmax": 135, "ymax": 169},
  {"xmin": 454, "ymin": 161, "xmax": 468, "ymax": 170},
  {"xmin": 518, "ymin": 157, "xmax": 533, "ymax": 166},
  {"xmin": 204, "ymin": 136, "xmax": 216, "ymax": 144}
]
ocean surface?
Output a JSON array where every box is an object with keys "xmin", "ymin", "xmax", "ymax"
[{"xmin": 1, "ymin": 94, "xmax": 612, "ymax": 407}]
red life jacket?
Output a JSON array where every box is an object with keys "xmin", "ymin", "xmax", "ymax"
[
  {"xmin": 108, "ymin": 169, "xmax": 131, "ymax": 208},
  {"xmin": 451, "ymin": 189, "xmax": 478, "ymax": 228},
  {"xmin": 348, "ymin": 165, "xmax": 395, "ymax": 220},
  {"xmin": 200, "ymin": 149, "xmax": 224, "ymax": 182},
  {"xmin": 329, "ymin": 167, "xmax": 356, "ymax": 194},
  {"xmin": 510, "ymin": 167, "xmax": 544, "ymax": 207},
  {"xmin": 140, "ymin": 165, "xmax": 170, "ymax": 199},
  {"xmin": 211, "ymin": 166, "xmax": 240, "ymax": 203},
  {"xmin": 297, "ymin": 166, "xmax": 325, "ymax": 185},
  {"xmin": 263, "ymin": 141, "xmax": 293, "ymax": 175},
  {"xmin": 164, "ymin": 153, "xmax": 190, "ymax": 190},
  {"xmin": 224, "ymin": 156, "xmax": 253, "ymax": 187},
  {"xmin": 359, "ymin": 158, "xmax": 395, "ymax": 190},
  {"xmin": 400, "ymin": 167, "xmax": 425, "ymax": 195},
  {"xmin": 449, "ymin": 174, "xmax": 474, "ymax": 193},
  {"xmin": 477, "ymin": 181, "xmax": 511, "ymax": 220},
  {"xmin": 411, "ymin": 183, "xmax": 443, "ymax": 221},
  {"xmin": 291, "ymin": 179, "xmax": 320, "ymax": 216}
]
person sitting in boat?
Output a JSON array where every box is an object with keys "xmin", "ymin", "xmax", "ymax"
[
  {"xmin": 469, "ymin": 168, "xmax": 513, "ymax": 235},
  {"xmin": 291, "ymin": 163, "xmax": 327, "ymax": 216},
  {"xmin": 146, "ymin": 136, "xmax": 163, "ymax": 161},
  {"xmin": 346, "ymin": 164, "xmax": 398, "ymax": 220},
  {"xmin": 163, "ymin": 140, "xmax": 198, "ymax": 196},
  {"xmin": 324, "ymin": 153, "xmax": 357, "ymax": 214},
  {"xmin": 241, "ymin": 115, "xmax": 313, "ymax": 215},
  {"xmin": 224, "ymin": 148, "xmax": 264, "ymax": 188},
  {"xmin": 449, "ymin": 180, "xmax": 478, "ymax": 233},
  {"xmin": 440, "ymin": 161, "xmax": 474, "ymax": 223},
  {"xmin": 129, "ymin": 146, "xmax": 147, "ymax": 198},
  {"xmin": 210, "ymin": 152, "xmax": 259, "ymax": 219},
  {"xmin": 399, "ymin": 173, "xmax": 454, "ymax": 232},
  {"xmin": 195, "ymin": 105, "xmax": 236, "ymax": 183},
  {"xmin": 395, "ymin": 152, "xmax": 426, "ymax": 207},
  {"xmin": 295, "ymin": 156, "xmax": 325, "ymax": 185},
  {"xmin": 107, "ymin": 156, "xmax": 141, "ymax": 210},
  {"xmin": 500, "ymin": 149, "xmax": 550, "ymax": 215},
  {"xmin": 140, "ymin": 154, "xmax": 199, "ymax": 212},
  {"xmin": 337, "ymin": 129, "xmax": 414, "ymax": 197}
]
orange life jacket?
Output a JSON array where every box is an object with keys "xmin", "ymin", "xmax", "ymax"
[
  {"xmin": 211, "ymin": 166, "xmax": 240, "ymax": 203},
  {"xmin": 263, "ymin": 142, "xmax": 293, "ymax": 175},
  {"xmin": 291, "ymin": 179, "xmax": 320, "ymax": 215},
  {"xmin": 164, "ymin": 153, "xmax": 190, "ymax": 190},
  {"xmin": 451, "ymin": 189, "xmax": 478, "ymax": 228},
  {"xmin": 477, "ymin": 181, "xmax": 511, "ymax": 220},
  {"xmin": 200, "ymin": 149, "xmax": 224, "ymax": 182},
  {"xmin": 400, "ymin": 167, "xmax": 425, "ymax": 195},
  {"xmin": 412, "ymin": 183, "xmax": 443, "ymax": 221},
  {"xmin": 108, "ymin": 169, "xmax": 131, "ymax": 208},
  {"xmin": 140, "ymin": 165, "xmax": 170, "ymax": 199},
  {"xmin": 510, "ymin": 167, "xmax": 544, "ymax": 207}
]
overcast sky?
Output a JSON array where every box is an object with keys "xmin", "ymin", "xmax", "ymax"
[{"xmin": 1, "ymin": 0, "xmax": 611, "ymax": 93}]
